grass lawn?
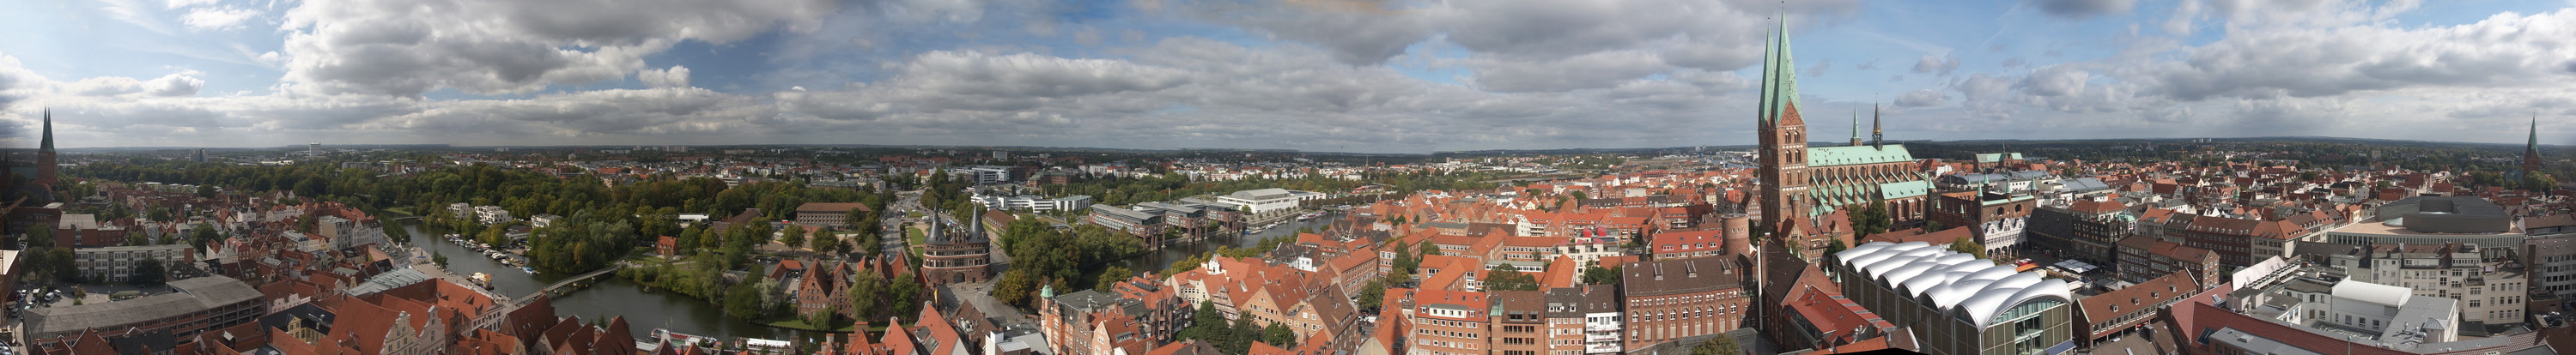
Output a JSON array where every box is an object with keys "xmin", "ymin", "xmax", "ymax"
[{"xmin": 907, "ymin": 226, "xmax": 927, "ymax": 246}]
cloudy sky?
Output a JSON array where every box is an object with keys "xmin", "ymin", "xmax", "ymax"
[{"xmin": 1, "ymin": 0, "xmax": 2573, "ymax": 153}]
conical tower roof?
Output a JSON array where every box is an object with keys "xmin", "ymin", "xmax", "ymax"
[
  {"xmin": 1758, "ymin": 13, "xmax": 1799, "ymax": 126},
  {"xmin": 39, "ymin": 106, "xmax": 54, "ymax": 151}
]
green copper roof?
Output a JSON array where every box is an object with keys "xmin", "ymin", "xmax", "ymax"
[
  {"xmin": 1807, "ymin": 144, "xmax": 1915, "ymax": 167},
  {"xmin": 1758, "ymin": 13, "xmax": 1797, "ymax": 126},
  {"xmin": 1880, "ymin": 180, "xmax": 1932, "ymax": 200},
  {"xmin": 39, "ymin": 108, "xmax": 52, "ymax": 151},
  {"xmin": 1851, "ymin": 109, "xmax": 1861, "ymax": 143},
  {"xmin": 2532, "ymin": 114, "xmax": 2542, "ymax": 153}
]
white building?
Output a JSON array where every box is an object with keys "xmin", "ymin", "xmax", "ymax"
[
  {"xmin": 2323, "ymin": 281, "xmax": 2460, "ymax": 345},
  {"xmin": 967, "ymin": 166, "xmax": 1013, "ymax": 184},
  {"xmin": 74, "ymin": 244, "xmax": 190, "ymax": 281},
  {"xmin": 2300, "ymin": 242, "xmax": 2528, "ymax": 325},
  {"xmin": 472, "ymin": 206, "xmax": 513, "ymax": 225},
  {"xmin": 974, "ymin": 195, "xmax": 1094, "ymax": 213},
  {"xmin": 1218, "ymin": 188, "xmax": 1309, "ymax": 224}
]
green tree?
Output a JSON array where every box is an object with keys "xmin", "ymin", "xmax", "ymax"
[
  {"xmin": 781, "ymin": 225, "xmax": 807, "ymax": 250},
  {"xmin": 46, "ymin": 248, "xmax": 79, "ymax": 284},
  {"xmin": 1850, "ymin": 198, "xmax": 1892, "ymax": 241},
  {"xmin": 1582, "ymin": 262, "xmax": 1622, "ymax": 285},
  {"xmin": 1180, "ymin": 301, "xmax": 1229, "ymax": 346},
  {"xmin": 1097, "ymin": 266, "xmax": 1134, "ymax": 291},
  {"xmin": 1261, "ymin": 322, "xmax": 1297, "ymax": 348},
  {"xmin": 1825, "ymin": 238, "xmax": 1850, "ymax": 257},
  {"xmin": 1950, "ymin": 237, "xmax": 1988, "ymax": 260},
  {"xmin": 1691, "ymin": 335, "xmax": 1743, "ymax": 355},
  {"xmin": 1389, "ymin": 242, "xmax": 1419, "ymax": 272},
  {"xmin": 129, "ymin": 256, "xmax": 167, "ymax": 286},
  {"xmin": 1355, "ymin": 279, "xmax": 1386, "ymax": 309},
  {"xmin": 994, "ymin": 270, "xmax": 1036, "ymax": 306},
  {"xmin": 1482, "ymin": 264, "xmax": 1540, "ymax": 292},
  {"xmin": 723, "ymin": 279, "xmax": 774, "ymax": 320},
  {"xmin": 848, "ymin": 271, "xmax": 888, "ymax": 320},
  {"xmin": 808, "ymin": 232, "xmax": 835, "ymax": 255},
  {"xmin": 25, "ymin": 226, "xmax": 55, "ymax": 250},
  {"xmin": 188, "ymin": 223, "xmax": 222, "ymax": 253},
  {"xmin": 846, "ymin": 208, "xmax": 873, "ymax": 229},
  {"xmin": 808, "ymin": 304, "xmax": 841, "ymax": 330},
  {"xmin": 1226, "ymin": 316, "xmax": 1261, "ymax": 354},
  {"xmin": 889, "ymin": 272, "xmax": 922, "ymax": 319}
]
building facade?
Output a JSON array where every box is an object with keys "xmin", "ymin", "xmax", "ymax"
[
  {"xmin": 920, "ymin": 213, "xmax": 992, "ymax": 286},
  {"xmin": 1616, "ymin": 257, "xmax": 1751, "ymax": 349},
  {"xmin": 73, "ymin": 244, "xmax": 191, "ymax": 282}
]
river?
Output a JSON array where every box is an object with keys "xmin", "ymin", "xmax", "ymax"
[
  {"xmin": 399, "ymin": 210, "xmax": 1346, "ymax": 343},
  {"xmin": 400, "ymin": 223, "xmax": 830, "ymax": 343}
]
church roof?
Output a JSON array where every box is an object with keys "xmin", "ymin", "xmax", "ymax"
[
  {"xmin": 1879, "ymin": 180, "xmax": 1934, "ymax": 200},
  {"xmin": 1807, "ymin": 145, "xmax": 1915, "ymax": 167}
]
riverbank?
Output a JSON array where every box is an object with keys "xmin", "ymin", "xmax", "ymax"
[{"xmin": 402, "ymin": 221, "xmax": 827, "ymax": 341}]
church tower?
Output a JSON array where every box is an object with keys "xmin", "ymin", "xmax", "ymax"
[
  {"xmin": 35, "ymin": 108, "xmax": 57, "ymax": 186},
  {"xmin": 1756, "ymin": 14, "xmax": 1811, "ymax": 233},
  {"xmin": 2524, "ymin": 114, "xmax": 2545, "ymax": 176}
]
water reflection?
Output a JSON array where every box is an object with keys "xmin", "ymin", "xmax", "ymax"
[{"xmin": 401, "ymin": 223, "xmax": 826, "ymax": 341}]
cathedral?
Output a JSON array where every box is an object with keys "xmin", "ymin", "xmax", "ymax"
[{"xmin": 1751, "ymin": 16, "xmax": 1932, "ymax": 254}]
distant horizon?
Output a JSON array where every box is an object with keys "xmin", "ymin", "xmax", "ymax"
[{"xmin": 30, "ymin": 135, "xmax": 2567, "ymax": 156}]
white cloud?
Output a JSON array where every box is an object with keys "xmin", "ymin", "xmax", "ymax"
[
  {"xmin": 166, "ymin": 0, "xmax": 220, "ymax": 9},
  {"xmin": 1895, "ymin": 89, "xmax": 1947, "ymax": 107},
  {"xmin": 638, "ymin": 66, "xmax": 690, "ymax": 88},
  {"xmin": 2029, "ymin": 0, "xmax": 2136, "ymax": 19},
  {"xmin": 142, "ymin": 73, "xmax": 204, "ymax": 97},
  {"xmin": 1912, "ymin": 53, "xmax": 1960, "ymax": 76},
  {"xmin": 181, "ymin": 6, "xmax": 260, "ymax": 31},
  {"xmin": 275, "ymin": 0, "xmax": 835, "ymax": 96}
]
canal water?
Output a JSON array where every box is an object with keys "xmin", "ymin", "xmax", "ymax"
[
  {"xmin": 401, "ymin": 223, "xmax": 828, "ymax": 343},
  {"xmin": 399, "ymin": 211, "xmax": 1347, "ymax": 343}
]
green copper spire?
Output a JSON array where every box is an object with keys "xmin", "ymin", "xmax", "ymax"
[
  {"xmin": 2532, "ymin": 114, "xmax": 2542, "ymax": 153},
  {"xmin": 1758, "ymin": 12, "xmax": 1798, "ymax": 126},
  {"xmin": 1851, "ymin": 108, "xmax": 1862, "ymax": 145},
  {"xmin": 39, "ymin": 107, "xmax": 53, "ymax": 152}
]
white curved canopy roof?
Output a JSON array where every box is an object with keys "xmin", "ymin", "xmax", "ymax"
[{"xmin": 1829, "ymin": 240, "xmax": 2070, "ymax": 328}]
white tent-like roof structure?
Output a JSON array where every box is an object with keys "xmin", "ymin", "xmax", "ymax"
[{"xmin": 1833, "ymin": 241, "xmax": 2075, "ymax": 328}]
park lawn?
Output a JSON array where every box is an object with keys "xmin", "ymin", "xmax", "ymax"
[{"xmin": 907, "ymin": 226, "xmax": 927, "ymax": 246}]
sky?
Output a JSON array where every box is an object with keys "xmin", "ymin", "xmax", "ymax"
[{"xmin": 2, "ymin": 0, "xmax": 2573, "ymax": 153}]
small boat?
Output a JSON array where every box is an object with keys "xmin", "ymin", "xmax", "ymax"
[{"xmin": 522, "ymin": 267, "xmax": 538, "ymax": 274}]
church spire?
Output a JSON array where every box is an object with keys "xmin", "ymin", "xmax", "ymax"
[
  {"xmin": 39, "ymin": 107, "xmax": 53, "ymax": 152},
  {"xmin": 2529, "ymin": 113, "xmax": 2546, "ymax": 174},
  {"xmin": 1871, "ymin": 103, "xmax": 1885, "ymax": 149},
  {"xmin": 1757, "ymin": 11, "xmax": 1798, "ymax": 126},
  {"xmin": 1850, "ymin": 109, "xmax": 1862, "ymax": 147}
]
